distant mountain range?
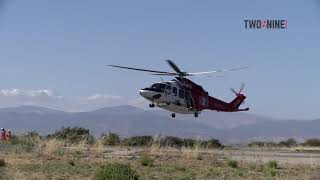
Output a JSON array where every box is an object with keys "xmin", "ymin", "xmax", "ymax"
[{"xmin": 0, "ymin": 105, "xmax": 319, "ymax": 144}]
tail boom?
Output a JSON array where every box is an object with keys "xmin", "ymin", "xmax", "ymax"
[{"xmin": 206, "ymin": 95, "xmax": 248, "ymax": 112}]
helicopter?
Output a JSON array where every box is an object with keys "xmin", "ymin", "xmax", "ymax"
[{"xmin": 108, "ymin": 60, "xmax": 249, "ymax": 118}]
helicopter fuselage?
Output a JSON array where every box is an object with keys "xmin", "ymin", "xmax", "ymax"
[
  {"xmin": 139, "ymin": 77, "xmax": 249, "ymax": 117},
  {"xmin": 139, "ymin": 79, "xmax": 198, "ymax": 114}
]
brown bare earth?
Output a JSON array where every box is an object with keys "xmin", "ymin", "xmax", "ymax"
[{"xmin": 1, "ymin": 142, "xmax": 320, "ymax": 180}]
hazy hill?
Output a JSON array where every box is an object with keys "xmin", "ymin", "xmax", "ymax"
[{"xmin": 0, "ymin": 105, "xmax": 319, "ymax": 143}]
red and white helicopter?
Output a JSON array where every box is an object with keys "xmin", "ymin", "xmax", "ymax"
[{"xmin": 108, "ymin": 60, "xmax": 249, "ymax": 118}]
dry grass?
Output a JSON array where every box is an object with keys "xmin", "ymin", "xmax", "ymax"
[
  {"xmin": 37, "ymin": 138, "xmax": 64, "ymax": 156},
  {"xmin": 1, "ymin": 139, "xmax": 320, "ymax": 180}
]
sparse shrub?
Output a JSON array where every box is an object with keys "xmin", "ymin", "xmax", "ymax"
[
  {"xmin": 26, "ymin": 131, "xmax": 42, "ymax": 138},
  {"xmin": 249, "ymin": 139, "xmax": 297, "ymax": 148},
  {"xmin": 0, "ymin": 159, "xmax": 5, "ymax": 167},
  {"xmin": 248, "ymin": 141, "xmax": 277, "ymax": 148},
  {"xmin": 75, "ymin": 150, "xmax": 82, "ymax": 155},
  {"xmin": 126, "ymin": 136, "xmax": 222, "ymax": 149},
  {"xmin": 199, "ymin": 138, "xmax": 223, "ymax": 149},
  {"xmin": 101, "ymin": 133, "xmax": 120, "ymax": 146},
  {"xmin": 278, "ymin": 138, "xmax": 297, "ymax": 147},
  {"xmin": 68, "ymin": 160, "xmax": 75, "ymax": 166},
  {"xmin": 157, "ymin": 136, "xmax": 222, "ymax": 149},
  {"xmin": 139, "ymin": 155, "xmax": 153, "ymax": 166},
  {"xmin": 302, "ymin": 138, "xmax": 320, "ymax": 147},
  {"xmin": 269, "ymin": 169, "xmax": 277, "ymax": 177},
  {"xmin": 94, "ymin": 163, "xmax": 139, "ymax": 180},
  {"xmin": 248, "ymin": 141, "xmax": 264, "ymax": 147},
  {"xmin": 47, "ymin": 127, "xmax": 94, "ymax": 144},
  {"xmin": 36, "ymin": 138, "xmax": 64, "ymax": 156},
  {"xmin": 182, "ymin": 138, "xmax": 196, "ymax": 148},
  {"xmin": 160, "ymin": 136, "xmax": 184, "ymax": 148},
  {"xmin": 10, "ymin": 132, "xmax": 42, "ymax": 151},
  {"xmin": 122, "ymin": 136, "xmax": 152, "ymax": 147},
  {"xmin": 174, "ymin": 166, "xmax": 186, "ymax": 171},
  {"xmin": 227, "ymin": 159, "xmax": 238, "ymax": 168},
  {"xmin": 234, "ymin": 170, "xmax": 244, "ymax": 177},
  {"xmin": 267, "ymin": 160, "xmax": 278, "ymax": 169}
]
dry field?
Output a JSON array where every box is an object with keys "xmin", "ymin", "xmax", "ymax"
[{"xmin": 0, "ymin": 140, "xmax": 320, "ymax": 180}]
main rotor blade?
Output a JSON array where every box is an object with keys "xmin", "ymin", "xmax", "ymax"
[
  {"xmin": 108, "ymin": 65, "xmax": 172, "ymax": 74},
  {"xmin": 150, "ymin": 73, "xmax": 179, "ymax": 76},
  {"xmin": 165, "ymin": 59, "xmax": 184, "ymax": 75},
  {"xmin": 188, "ymin": 67, "xmax": 248, "ymax": 75}
]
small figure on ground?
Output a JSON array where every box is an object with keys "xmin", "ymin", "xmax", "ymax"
[
  {"xmin": 7, "ymin": 129, "xmax": 12, "ymax": 142},
  {"xmin": 1, "ymin": 128, "xmax": 6, "ymax": 142}
]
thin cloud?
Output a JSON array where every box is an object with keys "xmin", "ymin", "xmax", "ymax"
[
  {"xmin": 84, "ymin": 94, "xmax": 123, "ymax": 101},
  {"xmin": 0, "ymin": 89, "xmax": 63, "ymax": 99},
  {"xmin": 0, "ymin": 89, "xmax": 64, "ymax": 109}
]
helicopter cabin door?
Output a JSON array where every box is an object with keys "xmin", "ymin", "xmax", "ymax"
[
  {"xmin": 185, "ymin": 90, "xmax": 195, "ymax": 109},
  {"xmin": 164, "ymin": 84, "xmax": 179, "ymax": 105},
  {"xmin": 176, "ymin": 88, "xmax": 194, "ymax": 110}
]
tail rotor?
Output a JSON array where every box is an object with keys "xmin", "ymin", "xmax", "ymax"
[
  {"xmin": 230, "ymin": 83, "xmax": 246, "ymax": 105},
  {"xmin": 231, "ymin": 83, "xmax": 245, "ymax": 96}
]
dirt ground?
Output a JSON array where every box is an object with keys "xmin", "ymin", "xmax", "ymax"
[{"xmin": 0, "ymin": 144, "xmax": 320, "ymax": 180}]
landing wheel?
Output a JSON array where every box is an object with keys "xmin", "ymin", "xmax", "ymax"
[
  {"xmin": 171, "ymin": 113, "xmax": 176, "ymax": 118},
  {"xmin": 194, "ymin": 112, "xmax": 198, "ymax": 118},
  {"xmin": 149, "ymin": 103, "xmax": 155, "ymax": 108}
]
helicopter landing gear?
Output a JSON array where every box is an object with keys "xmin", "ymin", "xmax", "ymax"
[
  {"xmin": 194, "ymin": 112, "xmax": 198, "ymax": 118},
  {"xmin": 149, "ymin": 103, "xmax": 155, "ymax": 108},
  {"xmin": 171, "ymin": 113, "xmax": 176, "ymax": 118}
]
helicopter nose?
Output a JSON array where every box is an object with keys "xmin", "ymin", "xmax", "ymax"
[
  {"xmin": 139, "ymin": 89, "xmax": 148, "ymax": 98},
  {"xmin": 139, "ymin": 89, "xmax": 162, "ymax": 100}
]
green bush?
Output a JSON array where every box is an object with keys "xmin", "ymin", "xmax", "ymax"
[
  {"xmin": 278, "ymin": 138, "xmax": 297, "ymax": 147},
  {"xmin": 0, "ymin": 159, "xmax": 5, "ymax": 167},
  {"xmin": 269, "ymin": 169, "xmax": 277, "ymax": 177},
  {"xmin": 157, "ymin": 136, "xmax": 222, "ymax": 149},
  {"xmin": 139, "ymin": 155, "xmax": 153, "ymax": 166},
  {"xmin": 301, "ymin": 138, "xmax": 320, "ymax": 147},
  {"xmin": 159, "ymin": 136, "xmax": 184, "ymax": 148},
  {"xmin": 227, "ymin": 159, "xmax": 238, "ymax": 168},
  {"xmin": 248, "ymin": 141, "xmax": 277, "ymax": 147},
  {"xmin": 101, "ymin": 133, "xmax": 120, "ymax": 146},
  {"xmin": 249, "ymin": 139, "xmax": 297, "ymax": 148},
  {"xmin": 199, "ymin": 138, "xmax": 223, "ymax": 149},
  {"xmin": 122, "ymin": 136, "xmax": 152, "ymax": 147},
  {"xmin": 94, "ymin": 163, "xmax": 139, "ymax": 180},
  {"xmin": 266, "ymin": 160, "xmax": 278, "ymax": 169},
  {"xmin": 182, "ymin": 138, "xmax": 196, "ymax": 148},
  {"xmin": 120, "ymin": 136, "xmax": 223, "ymax": 149},
  {"xmin": 47, "ymin": 127, "xmax": 94, "ymax": 144}
]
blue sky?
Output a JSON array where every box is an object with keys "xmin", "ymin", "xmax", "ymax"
[{"xmin": 0, "ymin": 0, "xmax": 319, "ymax": 119}]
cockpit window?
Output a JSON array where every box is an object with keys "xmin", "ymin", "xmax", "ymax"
[{"xmin": 149, "ymin": 83, "xmax": 166, "ymax": 92}]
